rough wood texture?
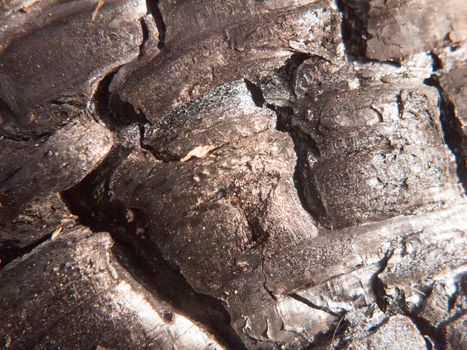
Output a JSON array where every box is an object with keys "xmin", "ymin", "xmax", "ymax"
[
  {"xmin": 0, "ymin": 0, "xmax": 465, "ymax": 349},
  {"xmin": 0, "ymin": 226, "xmax": 223, "ymax": 349}
]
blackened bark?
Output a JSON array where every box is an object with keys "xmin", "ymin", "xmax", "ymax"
[{"xmin": 0, "ymin": 1, "xmax": 465, "ymax": 349}]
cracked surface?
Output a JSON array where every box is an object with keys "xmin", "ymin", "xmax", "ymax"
[
  {"xmin": 1, "ymin": 226, "xmax": 223, "ymax": 349},
  {"xmin": 0, "ymin": 0, "xmax": 466, "ymax": 349}
]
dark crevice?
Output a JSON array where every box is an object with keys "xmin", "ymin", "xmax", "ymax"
[
  {"xmin": 244, "ymin": 79, "xmax": 266, "ymax": 107},
  {"xmin": 93, "ymin": 69, "xmax": 151, "ymax": 131},
  {"xmin": 369, "ymin": 248, "xmax": 444, "ymax": 348},
  {"xmin": 139, "ymin": 144, "xmax": 180, "ymax": 162},
  {"xmin": 146, "ymin": 0, "xmax": 165, "ymax": 48},
  {"xmin": 0, "ymin": 232, "xmax": 53, "ymax": 270},
  {"xmin": 424, "ymin": 75, "xmax": 467, "ymax": 191},
  {"xmin": 410, "ymin": 274, "xmax": 467, "ymax": 350},
  {"xmin": 244, "ymin": 69, "xmax": 331, "ymax": 229},
  {"xmin": 59, "ymin": 145, "xmax": 134, "ymax": 255},
  {"xmin": 372, "ymin": 274, "xmax": 389, "ymax": 312},
  {"xmin": 447, "ymin": 279, "xmax": 462, "ymax": 313},
  {"xmin": 366, "ymin": 316, "xmax": 390, "ymax": 333},
  {"xmin": 262, "ymin": 56, "xmax": 332, "ymax": 229},
  {"xmin": 274, "ymin": 105, "xmax": 294, "ymax": 131},
  {"xmin": 289, "ymin": 123, "xmax": 321, "ymax": 159},
  {"xmin": 370, "ymin": 249, "xmax": 393, "ymax": 312},
  {"xmin": 89, "ymin": 3, "xmax": 159, "ymax": 131},
  {"xmin": 260, "ymin": 254, "xmax": 276, "ymax": 302},
  {"xmin": 336, "ymin": 0, "xmax": 401, "ymax": 67},
  {"xmin": 409, "ymin": 315, "xmax": 446, "ymax": 350},
  {"xmin": 276, "ymin": 106, "xmax": 331, "ymax": 229},
  {"xmin": 109, "ymin": 93, "xmax": 151, "ymax": 127},
  {"xmin": 92, "ymin": 4, "xmax": 158, "ymax": 131},
  {"xmin": 61, "ymin": 145, "xmax": 132, "ymax": 225},
  {"xmin": 138, "ymin": 123, "xmax": 146, "ymax": 146},
  {"xmin": 283, "ymin": 52, "xmax": 312, "ymax": 72},
  {"xmin": 91, "ymin": 68, "xmax": 121, "ymax": 131},
  {"xmin": 291, "ymin": 133, "xmax": 331, "ymax": 229},
  {"xmin": 336, "ymin": 0, "xmax": 369, "ymax": 60},
  {"xmin": 61, "ymin": 154, "xmax": 247, "ymax": 350},
  {"xmin": 433, "ymin": 275, "xmax": 467, "ymax": 349},
  {"xmin": 430, "ymin": 52, "xmax": 443, "ymax": 71},
  {"xmin": 139, "ymin": 17, "xmax": 150, "ymax": 58},
  {"xmin": 446, "ymin": 274, "xmax": 466, "ymax": 316},
  {"xmin": 288, "ymin": 292, "xmax": 341, "ymax": 317},
  {"xmin": 246, "ymin": 216, "xmax": 269, "ymax": 248},
  {"xmin": 282, "ymin": 52, "xmax": 312, "ymax": 94}
]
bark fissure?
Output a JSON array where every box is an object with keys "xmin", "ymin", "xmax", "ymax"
[
  {"xmin": 289, "ymin": 292, "xmax": 342, "ymax": 317},
  {"xmin": 0, "ymin": 231, "xmax": 53, "ymax": 269},
  {"xmin": 424, "ymin": 73, "xmax": 466, "ymax": 191},
  {"xmin": 146, "ymin": 0, "xmax": 165, "ymax": 48},
  {"xmin": 336, "ymin": 0, "xmax": 369, "ymax": 60},
  {"xmin": 241, "ymin": 71, "xmax": 329, "ymax": 228},
  {"xmin": 370, "ymin": 248, "xmax": 394, "ymax": 313},
  {"xmin": 244, "ymin": 78, "xmax": 266, "ymax": 108},
  {"xmin": 408, "ymin": 314, "xmax": 446, "ymax": 350}
]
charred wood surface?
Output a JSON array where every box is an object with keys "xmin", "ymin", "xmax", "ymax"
[{"xmin": 0, "ymin": 1, "xmax": 466, "ymax": 349}]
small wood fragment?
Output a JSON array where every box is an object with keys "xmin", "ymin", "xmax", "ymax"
[
  {"xmin": 180, "ymin": 145, "xmax": 215, "ymax": 162},
  {"xmin": 51, "ymin": 226, "xmax": 63, "ymax": 240},
  {"xmin": 92, "ymin": 0, "xmax": 104, "ymax": 21}
]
